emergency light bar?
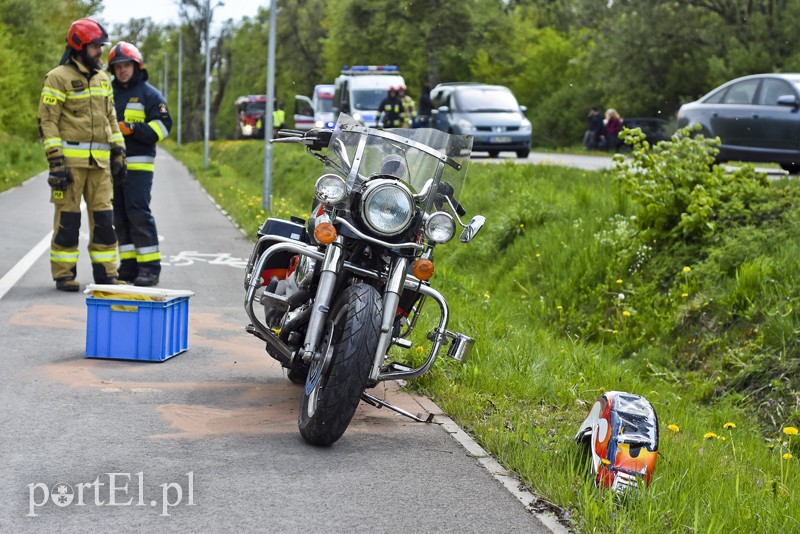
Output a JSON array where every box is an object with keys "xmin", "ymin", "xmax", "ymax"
[{"xmin": 340, "ymin": 65, "xmax": 399, "ymax": 74}]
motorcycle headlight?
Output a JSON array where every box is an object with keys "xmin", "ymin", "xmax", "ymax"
[
  {"xmin": 360, "ymin": 179, "xmax": 414, "ymax": 236},
  {"xmin": 314, "ymin": 173, "xmax": 347, "ymax": 205},
  {"xmin": 425, "ymin": 211, "xmax": 455, "ymax": 243}
]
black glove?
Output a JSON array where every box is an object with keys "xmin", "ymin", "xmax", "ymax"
[
  {"xmin": 110, "ymin": 147, "xmax": 127, "ymax": 183},
  {"xmin": 47, "ymin": 156, "xmax": 73, "ymax": 191}
]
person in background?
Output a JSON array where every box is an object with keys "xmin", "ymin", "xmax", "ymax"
[
  {"xmin": 398, "ymin": 85, "xmax": 417, "ymax": 128},
  {"xmin": 272, "ymin": 100, "xmax": 285, "ymax": 138},
  {"xmin": 38, "ymin": 18, "xmax": 125, "ymax": 292},
  {"xmin": 604, "ymin": 108, "xmax": 623, "ymax": 152},
  {"xmin": 415, "ymin": 83, "xmax": 432, "ymax": 128},
  {"xmin": 377, "ymin": 86, "xmax": 403, "ymax": 128},
  {"xmin": 108, "ymin": 41, "xmax": 171, "ymax": 287},
  {"xmin": 583, "ymin": 107, "xmax": 604, "ymax": 150}
]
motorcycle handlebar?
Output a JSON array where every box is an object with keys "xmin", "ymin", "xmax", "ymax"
[{"xmin": 270, "ymin": 128, "xmax": 333, "ymax": 152}]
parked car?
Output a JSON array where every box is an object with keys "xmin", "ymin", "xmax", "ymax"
[
  {"xmin": 619, "ymin": 117, "xmax": 672, "ymax": 150},
  {"xmin": 430, "ymin": 83, "xmax": 532, "ymax": 158},
  {"xmin": 676, "ymin": 73, "xmax": 800, "ymax": 173}
]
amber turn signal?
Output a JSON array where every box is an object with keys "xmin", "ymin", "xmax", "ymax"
[
  {"xmin": 412, "ymin": 258, "xmax": 434, "ymax": 280},
  {"xmin": 314, "ymin": 222, "xmax": 337, "ymax": 244}
]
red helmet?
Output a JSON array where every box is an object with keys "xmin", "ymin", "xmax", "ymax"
[
  {"xmin": 66, "ymin": 18, "xmax": 110, "ymax": 51},
  {"xmin": 108, "ymin": 41, "xmax": 144, "ymax": 69}
]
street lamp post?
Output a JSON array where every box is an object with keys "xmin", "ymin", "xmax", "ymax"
[
  {"xmin": 262, "ymin": 0, "xmax": 277, "ymax": 211},
  {"xmin": 163, "ymin": 51, "xmax": 168, "ymax": 102},
  {"xmin": 203, "ymin": 0, "xmax": 211, "ymax": 168},
  {"xmin": 178, "ymin": 29, "xmax": 182, "ymax": 147}
]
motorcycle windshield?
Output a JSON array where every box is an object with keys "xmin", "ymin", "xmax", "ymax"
[{"xmin": 324, "ymin": 114, "xmax": 473, "ymax": 212}]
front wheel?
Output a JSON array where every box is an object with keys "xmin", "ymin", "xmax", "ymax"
[
  {"xmin": 780, "ymin": 162, "xmax": 800, "ymax": 174},
  {"xmin": 298, "ymin": 284, "xmax": 381, "ymax": 446}
]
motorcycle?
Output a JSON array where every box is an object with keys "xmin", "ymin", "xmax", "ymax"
[{"xmin": 243, "ymin": 113, "xmax": 486, "ymax": 445}]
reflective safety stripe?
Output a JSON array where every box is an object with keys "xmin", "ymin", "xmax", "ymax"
[
  {"xmin": 119, "ymin": 244, "xmax": 136, "ymax": 260},
  {"xmin": 136, "ymin": 245, "xmax": 160, "ymax": 263},
  {"xmin": 124, "ymin": 103, "xmax": 146, "ymax": 124},
  {"xmin": 128, "ymin": 155, "xmax": 155, "ymax": 172},
  {"xmin": 90, "ymin": 250, "xmax": 118, "ymax": 263},
  {"xmin": 111, "ymin": 132, "xmax": 124, "ymax": 144},
  {"xmin": 148, "ymin": 119, "xmax": 169, "ymax": 142},
  {"xmin": 51, "ymin": 249, "xmax": 79, "ymax": 263},
  {"xmin": 62, "ymin": 141, "xmax": 112, "ymax": 161},
  {"xmin": 137, "ymin": 251, "xmax": 161, "ymax": 263},
  {"xmin": 43, "ymin": 137, "xmax": 63, "ymax": 149},
  {"xmin": 128, "ymin": 156, "xmax": 155, "ymax": 164},
  {"xmin": 41, "ymin": 86, "xmax": 66, "ymax": 102}
]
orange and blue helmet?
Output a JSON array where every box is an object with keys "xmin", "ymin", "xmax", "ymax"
[
  {"xmin": 575, "ymin": 391, "xmax": 659, "ymax": 493},
  {"xmin": 108, "ymin": 41, "xmax": 144, "ymax": 70}
]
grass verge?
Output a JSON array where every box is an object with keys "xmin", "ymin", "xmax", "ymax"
[{"xmin": 166, "ymin": 138, "xmax": 800, "ymax": 532}]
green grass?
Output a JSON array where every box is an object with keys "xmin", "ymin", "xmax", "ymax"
[
  {"xmin": 0, "ymin": 133, "xmax": 45, "ymax": 192},
  {"xmin": 167, "ymin": 139, "xmax": 800, "ymax": 532}
]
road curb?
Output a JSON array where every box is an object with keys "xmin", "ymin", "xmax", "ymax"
[{"xmin": 409, "ymin": 392, "xmax": 571, "ymax": 533}]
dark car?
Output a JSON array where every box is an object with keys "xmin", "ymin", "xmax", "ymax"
[
  {"xmin": 620, "ymin": 117, "xmax": 672, "ymax": 148},
  {"xmin": 430, "ymin": 83, "xmax": 532, "ymax": 158},
  {"xmin": 676, "ymin": 73, "xmax": 800, "ymax": 173}
]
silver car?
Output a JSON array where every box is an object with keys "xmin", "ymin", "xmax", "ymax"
[
  {"xmin": 676, "ymin": 73, "xmax": 800, "ymax": 173},
  {"xmin": 431, "ymin": 83, "xmax": 532, "ymax": 158}
]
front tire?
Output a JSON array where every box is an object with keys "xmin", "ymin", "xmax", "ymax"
[{"xmin": 298, "ymin": 284, "xmax": 381, "ymax": 446}]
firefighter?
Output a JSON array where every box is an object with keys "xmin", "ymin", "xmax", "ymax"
[
  {"xmin": 377, "ymin": 86, "xmax": 403, "ymax": 128},
  {"xmin": 38, "ymin": 18, "xmax": 125, "ymax": 292},
  {"xmin": 398, "ymin": 85, "xmax": 417, "ymax": 128},
  {"xmin": 272, "ymin": 100, "xmax": 285, "ymax": 138},
  {"xmin": 108, "ymin": 42, "xmax": 172, "ymax": 287}
]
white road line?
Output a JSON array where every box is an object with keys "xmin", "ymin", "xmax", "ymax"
[{"xmin": 0, "ymin": 232, "xmax": 52, "ymax": 301}]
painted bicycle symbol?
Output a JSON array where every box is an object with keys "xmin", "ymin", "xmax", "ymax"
[{"xmin": 163, "ymin": 251, "xmax": 248, "ymax": 269}]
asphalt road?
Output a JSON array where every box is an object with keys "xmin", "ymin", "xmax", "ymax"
[{"xmin": 0, "ymin": 152, "xmax": 562, "ymax": 532}]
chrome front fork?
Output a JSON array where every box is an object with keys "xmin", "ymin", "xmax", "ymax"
[
  {"xmin": 369, "ymin": 257, "xmax": 409, "ymax": 382},
  {"xmin": 300, "ymin": 236, "xmax": 344, "ymax": 364}
]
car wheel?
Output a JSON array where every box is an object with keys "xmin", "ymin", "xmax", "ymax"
[
  {"xmin": 516, "ymin": 149, "xmax": 530, "ymax": 158},
  {"xmin": 780, "ymin": 163, "xmax": 800, "ymax": 174},
  {"xmin": 488, "ymin": 150, "xmax": 500, "ymax": 158}
]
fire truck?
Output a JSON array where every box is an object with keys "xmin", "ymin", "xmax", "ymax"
[{"xmin": 235, "ymin": 95, "xmax": 267, "ymax": 139}]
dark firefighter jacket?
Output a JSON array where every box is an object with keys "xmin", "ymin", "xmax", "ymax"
[{"xmin": 112, "ymin": 68, "xmax": 172, "ymax": 171}]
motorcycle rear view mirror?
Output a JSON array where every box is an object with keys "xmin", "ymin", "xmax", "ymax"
[{"xmin": 459, "ymin": 215, "xmax": 485, "ymax": 243}]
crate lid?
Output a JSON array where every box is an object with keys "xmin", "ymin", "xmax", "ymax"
[{"xmin": 85, "ymin": 284, "xmax": 195, "ymax": 301}]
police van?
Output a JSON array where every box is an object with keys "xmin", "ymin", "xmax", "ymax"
[
  {"xmin": 333, "ymin": 66, "xmax": 405, "ymax": 127},
  {"xmin": 293, "ymin": 84, "xmax": 336, "ymax": 131}
]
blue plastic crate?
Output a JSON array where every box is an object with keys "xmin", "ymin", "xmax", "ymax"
[{"xmin": 84, "ymin": 286, "xmax": 193, "ymax": 362}]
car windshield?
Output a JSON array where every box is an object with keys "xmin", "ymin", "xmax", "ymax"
[
  {"xmin": 352, "ymin": 89, "xmax": 388, "ymax": 111},
  {"xmin": 317, "ymin": 97, "xmax": 334, "ymax": 113},
  {"xmin": 244, "ymin": 102, "xmax": 265, "ymax": 114},
  {"xmin": 455, "ymin": 88, "xmax": 519, "ymax": 112}
]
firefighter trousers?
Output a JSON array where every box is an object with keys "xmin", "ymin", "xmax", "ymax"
[
  {"xmin": 50, "ymin": 165, "xmax": 118, "ymax": 282},
  {"xmin": 113, "ymin": 168, "xmax": 161, "ymax": 278}
]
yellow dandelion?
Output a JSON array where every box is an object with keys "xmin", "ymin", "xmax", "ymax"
[
  {"xmin": 784, "ymin": 453, "xmax": 793, "ymax": 460},
  {"xmin": 681, "ymin": 293, "xmax": 689, "ymax": 298},
  {"xmin": 616, "ymin": 279, "xmax": 623, "ymax": 284},
  {"xmin": 519, "ymin": 224, "xmax": 525, "ymax": 229},
  {"xmin": 683, "ymin": 266, "xmax": 691, "ymax": 273},
  {"xmin": 667, "ymin": 424, "xmax": 680, "ymax": 433},
  {"xmin": 622, "ymin": 310, "xmax": 631, "ymax": 317},
  {"xmin": 784, "ymin": 427, "xmax": 799, "ymax": 435},
  {"xmin": 556, "ymin": 305, "xmax": 563, "ymax": 311},
  {"xmin": 704, "ymin": 432, "xmax": 718, "ymax": 439},
  {"xmin": 724, "ymin": 422, "xmax": 736, "ymax": 429},
  {"xmin": 536, "ymin": 253, "xmax": 541, "ymax": 258},
  {"xmin": 483, "ymin": 293, "xmax": 491, "ymax": 299}
]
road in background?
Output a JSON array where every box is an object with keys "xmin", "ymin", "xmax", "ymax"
[{"xmin": 0, "ymin": 153, "xmax": 560, "ymax": 532}]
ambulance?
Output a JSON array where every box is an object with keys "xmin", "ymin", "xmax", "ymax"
[
  {"xmin": 293, "ymin": 84, "xmax": 336, "ymax": 131},
  {"xmin": 332, "ymin": 66, "xmax": 405, "ymax": 127}
]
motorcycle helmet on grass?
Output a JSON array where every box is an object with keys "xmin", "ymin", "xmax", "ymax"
[{"xmin": 575, "ymin": 391, "xmax": 659, "ymax": 493}]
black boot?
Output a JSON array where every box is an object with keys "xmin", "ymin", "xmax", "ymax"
[{"xmin": 134, "ymin": 272, "xmax": 159, "ymax": 287}]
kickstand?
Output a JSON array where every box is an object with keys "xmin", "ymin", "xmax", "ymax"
[{"xmin": 361, "ymin": 392, "xmax": 435, "ymax": 423}]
